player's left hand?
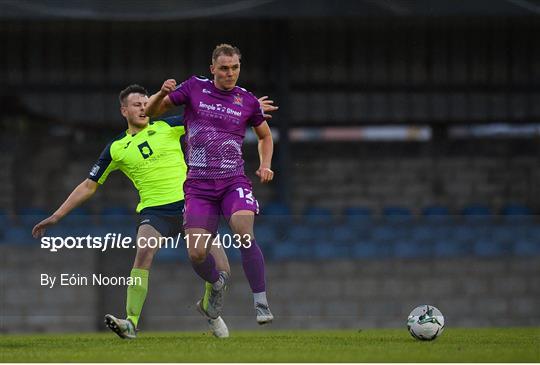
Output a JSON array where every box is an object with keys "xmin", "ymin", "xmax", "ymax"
[
  {"xmin": 258, "ymin": 96, "xmax": 278, "ymax": 120},
  {"xmin": 256, "ymin": 166, "xmax": 274, "ymax": 183},
  {"xmin": 160, "ymin": 79, "xmax": 177, "ymax": 95},
  {"xmin": 32, "ymin": 215, "xmax": 59, "ymax": 239}
]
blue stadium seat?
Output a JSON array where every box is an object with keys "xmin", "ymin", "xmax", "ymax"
[
  {"xmin": 473, "ymin": 237, "xmax": 511, "ymax": 257},
  {"xmin": 17, "ymin": 207, "xmax": 48, "ymax": 227},
  {"xmin": 513, "ymin": 239, "xmax": 540, "ymax": 256},
  {"xmin": 0, "ymin": 209, "xmax": 10, "ymax": 227},
  {"xmin": 101, "ymin": 206, "xmax": 131, "ymax": 216},
  {"xmin": 343, "ymin": 207, "xmax": 373, "ymax": 226},
  {"xmin": 351, "ymin": 240, "xmax": 392, "ymax": 258},
  {"xmin": 527, "ymin": 226, "xmax": 540, "ymax": 241},
  {"xmin": 155, "ymin": 247, "xmax": 185, "ymax": 262},
  {"xmin": 100, "ymin": 207, "xmax": 134, "ymax": 231},
  {"xmin": 272, "ymin": 241, "xmax": 310, "ymax": 260},
  {"xmin": 423, "ymin": 205, "xmax": 450, "ymax": 216},
  {"xmin": 383, "ymin": 206, "xmax": 412, "ymax": 216},
  {"xmin": 61, "ymin": 207, "xmax": 93, "ymax": 227},
  {"xmin": 490, "ymin": 225, "xmax": 518, "ymax": 243},
  {"xmin": 332, "ymin": 224, "xmax": 357, "ymax": 243},
  {"xmin": 371, "ymin": 226, "xmax": 400, "ymax": 242},
  {"xmin": 422, "ymin": 205, "xmax": 452, "ymax": 223},
  {"xmin": 462, "ymin": 204, "xmax": 492, "ymax": 216},
  {"xmin": 461, "ymin": 204, "xmax": 492, "ymax": 223},
  {"xmin": 3, "ymin": 226, "xmax": 35, "ymax": 245},
  {"xmin": 452, "ymin": 225, "xmax": 480, "ymax": 243},
  {"xmin": 84, "ymin": 225, "xmax": 110, "ymax": 238},
  {"xmin": 101, "ymin": 207, "xmax": 131, "ymax": 220},
  {"xmin": 352, "ymin": 224, "xmax": 373, "ymax": 242},
  {"xmin": 383, "ymin": 206, "xmax": 413, "ymax": 223},
  {"xmin": 393, "ymin": 239, "xmax": 433, "ymax": 258},
  {"xmin": 312, "ymin": 225, "xmax": 330, "ymax": 243},
  {"xmin": 261, "ymin": 202, "xmax": 291, "ymax": 225},
  {"xmin": 344, "ymin": 207, "xmax": 372, "ymax": 217},
  {"xmin": 410, "ymin": 224, "xmax": 439, "ymax": 242},
  {"xmin": 287, "ymin": 225, "xmax": 315, "ymax": 243},
  {"xmin": 501, "ymin": 203, "xmax": 532, "ymax": 216},
  {"xmin": 0, "ymin": 210, "xmax": 9, "ymax": 241},
  {"xmin": 261, "ymin": 202, "xmax": 291, "ymax": 216},
  {"xmin": 224, "ymin": 245, "xmax": 243, "ymax": 261},
  {"xmin": 46, "ymin": 225, "xmax": 76, "ymax": 238},
  {"xmin": 433, "ymin": 224, "xmax": 455, "ymax": 239},
  {"xmin": 434, "ymin": 238, "xmax": 470, "ymax": 257},
  {"xmin": 501, "ymin": 203, "xmax": 534, "ymax": 224},
  {"xmin": 312, "ymin": 242, "xmax": 351, "ymax": 259},
  {"xmin": 304, "ymin": 207, "xmax": 333, "ymax": 225},
  {"xmin": 255, "ymin": 222, "xmax": 278, "ymax": 242}
]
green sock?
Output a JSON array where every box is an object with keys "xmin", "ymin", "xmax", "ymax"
[
  {"xmin": 126, "ymin": 268, "xmax": 149, "ymax": 328},
  {"xmin": 202, "ymin": 282, "xmax": 212, "ymax": 311}
]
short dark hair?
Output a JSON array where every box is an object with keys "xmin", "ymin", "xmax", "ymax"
[
  {"xmin": 119, "ymin": 84, "xmax": 148, "ymax": 105},
  {"xmin": 212, "ymin": 43, "xmax": 242, "ymax": 63}
]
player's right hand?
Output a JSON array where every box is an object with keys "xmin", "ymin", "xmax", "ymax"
[
  {"xmin": 32, "ymin": 215, "xmax": 59, "ymax": 238},
  {"xmin": 160, "ymin": 79, "xmax": 177, "ymax": 95},
  {"xmin": 258, "ymin": 96, "xmax": 279, "ymax": 120},
  {"xmin": 256, "ymin": 167, "xmax": 274, "ymax": 183}
]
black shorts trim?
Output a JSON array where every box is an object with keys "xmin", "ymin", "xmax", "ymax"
[
  {"xmin": 137, "ymin": 200, "xmax": 185, "ymax": 238},
  {"xmin": 140, "ymin": 200, "xmax": 185, "ymax": 215}
]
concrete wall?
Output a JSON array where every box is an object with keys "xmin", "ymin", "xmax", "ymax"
[{"xmin": 1, "ymin": 246, "xmax": 539, "ymax": 333}]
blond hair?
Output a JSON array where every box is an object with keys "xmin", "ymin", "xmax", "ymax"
[{"xmin": 212, "ymin": 43, "xmax": 242, "ymax": 63}]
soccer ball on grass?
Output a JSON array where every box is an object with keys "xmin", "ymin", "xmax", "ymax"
[{"xmin": 407, "ymin": 305, "xmax": 444, "ymax": 341}]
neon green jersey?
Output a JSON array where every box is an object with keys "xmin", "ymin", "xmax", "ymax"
[{"xmin": 88, "ymin": 116, "xmax": 187, "ymax": 213}]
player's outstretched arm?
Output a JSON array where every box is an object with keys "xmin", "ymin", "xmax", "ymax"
[
  {"xmin": 253, "ymin": 121, "xmax": 274, "ymax": 184},
  {"xmin": 32, "ymin": 179, "xmax": 99, "ymax": 238},
  {"xmin": 145, "ymin": 79, "xmax": 177, "ymax": 118},
  {"xmin": 258, "ymin": 96, "xmax": 279, "ymax": 120}
]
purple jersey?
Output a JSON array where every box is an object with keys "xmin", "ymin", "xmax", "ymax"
[{"xmin": 168, "ymin": 76, "xmax": 265, "ymax": 179}]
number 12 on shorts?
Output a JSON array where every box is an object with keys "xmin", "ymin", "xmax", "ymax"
[{"xmin": 236, "ymin": 187, "xmax": 259, "ymax": 212}]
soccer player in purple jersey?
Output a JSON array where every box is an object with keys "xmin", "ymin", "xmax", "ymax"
[{"xmin": 145, "ymin": 44, "xmax": 275, "ymax": 324}]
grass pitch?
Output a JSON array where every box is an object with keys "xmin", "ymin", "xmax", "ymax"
[{"xmin": 1, "ymin": 328, "xmax": 538, "ymax": 362}]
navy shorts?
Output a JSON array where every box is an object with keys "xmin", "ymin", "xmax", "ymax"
[{"xmin": 137, "ymin": 200, "xmax": 184, "ymax": 238}]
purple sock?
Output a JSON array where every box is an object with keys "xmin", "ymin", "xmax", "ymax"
[
  {"xmin": 239, "ymin": 239, "xmax": 266, "ymax": 293},
  {"xmin": 191, "ymin": 253, "xmax": 220, "ymax": 283}
]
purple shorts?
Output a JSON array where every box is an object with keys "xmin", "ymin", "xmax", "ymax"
[{"xmin": 183, "ymin": 174, "xmax": 260, "ymax": 234}]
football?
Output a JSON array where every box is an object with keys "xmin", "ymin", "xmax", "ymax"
[{"xmin": 407, "ymin": 305, "xmax": 445, "ymax": 341}]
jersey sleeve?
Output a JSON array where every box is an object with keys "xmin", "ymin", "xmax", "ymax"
[
  {"xmin": 248, "ymin": 94, "xmax": 266, "ymax": 127},
  {"xmin": 168, "ymin": 76, "xmax": 194, "ymax": 106},
  {"xmin": 160, "ymin": 115, "xmax": 184, "ymax": 127},
  {"xmin": 88, "ymin": 143, "xmax": 118, "ymax": 184},
  {"xmin": 157, "ymin": 116, "xmax": 186, "ymax": 139}
]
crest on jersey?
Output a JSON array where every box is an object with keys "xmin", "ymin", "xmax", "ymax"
[
  {"xmin": 233, "ymin": 94, "xmax": 243, "ymax": 107},
  {"xmin": 137, "ymin": 141, "xmax": 154, "ymax": 159}
]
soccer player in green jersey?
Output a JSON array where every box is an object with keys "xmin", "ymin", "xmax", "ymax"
[{"xmin": 32, "ymin": 85, "xmax": 257, "ymax": 339}]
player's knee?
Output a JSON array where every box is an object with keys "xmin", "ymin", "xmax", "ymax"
[
  {"xmin": 188, "ymin": 249, "xmax": 207, "ymax": 264},
  {"xmin": 232, "ymin": 226, "xmax": 254, "ymax": 239}
]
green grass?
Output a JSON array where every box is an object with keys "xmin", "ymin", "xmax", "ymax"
[{"xmin": 1, "ymin": 328, "xmax": 539, "ymax": 362}]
